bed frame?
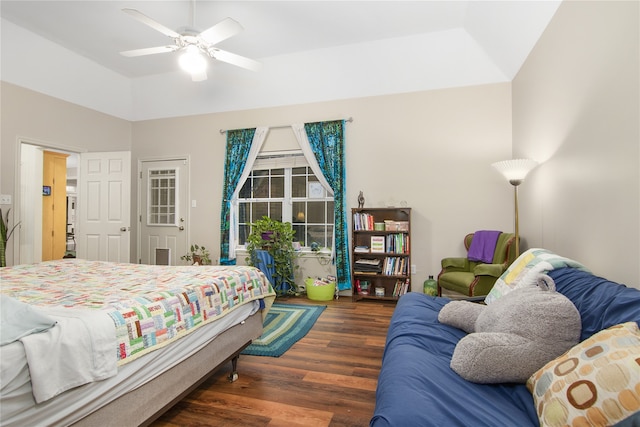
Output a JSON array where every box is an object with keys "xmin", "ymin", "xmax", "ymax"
[{"xmin": 73, "ymin": 311, "xmax": 263, "ymax": 426}]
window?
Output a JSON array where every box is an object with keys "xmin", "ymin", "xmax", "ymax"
[
  {"xmin": 237, "ymin": 152, "xmax": 334, "ymax": 249},
  {"xmin": 147, "ymin": 168, "xmax": 177, "ymax": 226}
]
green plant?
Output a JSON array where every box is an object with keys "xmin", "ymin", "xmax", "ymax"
[
  {"xmin": 181, "ymin": 244, "xmax": 212, "ymax": 265},
  {"xmin": 245, "ymin": 216, "xmax": 299, "ymax": 296},
  {"xmin": 0, "ymin": 208, "xmax": 20, "ymax": 267}
]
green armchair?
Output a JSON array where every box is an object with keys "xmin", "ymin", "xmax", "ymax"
[{"xmin": 437, "ymin": 232, "xmax": 518, "ymax": 297}]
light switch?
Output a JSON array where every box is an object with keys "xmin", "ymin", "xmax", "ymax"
[{"xmin": 191, "ymin": 200, "xmax": 197, "ymax": 208}]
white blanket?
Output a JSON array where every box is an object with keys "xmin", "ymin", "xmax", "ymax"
[{"xmin": 19, "ymin": 307, "xmax": 117, "ymax": 403}]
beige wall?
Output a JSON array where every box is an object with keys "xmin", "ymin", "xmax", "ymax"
[
  {"xmin": 131, "ymin": 83, "xmax": 514, "ymax": 290},
  {"xmin": 513, "ymin": 0, "xmax": 639, "ymax": 287},
  {"xmin": 0, "ymin": 82, "xmax": 132, "ymax": 266},
  {"xmin": 2, "ymin": 80, "xmax": 513, "ymax": 287}
]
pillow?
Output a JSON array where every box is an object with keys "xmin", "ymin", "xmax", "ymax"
[
  {"xmin": 0, "ymin": 294, "xmax": 57, "ymax": 345},
  {"xmin": 527, "ymin": 322, "xmax": 640, "ymax": 427},
  {"xmin": 484, "ymin": 248, "xmax": 589, "ymax": 304}
]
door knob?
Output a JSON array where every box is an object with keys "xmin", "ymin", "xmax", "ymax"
[
  {"xmin": 120, "ymin": 227, "xmax": 128, "ymax": 232},
  {"xmin": 179, "ymin": 226, "xmax": 185, "ymax": 231}
]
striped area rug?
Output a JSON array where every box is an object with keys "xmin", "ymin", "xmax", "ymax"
[{"xmin": 242, "ymin": 303, "xmax": 326, "ymax": 357}]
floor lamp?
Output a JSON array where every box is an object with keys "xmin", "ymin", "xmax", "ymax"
[{"xmin": 491, "ymin": 159, "xmax": 538, "ymax": 257}]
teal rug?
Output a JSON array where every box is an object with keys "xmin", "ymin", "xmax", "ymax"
[{"xmin": 242, "ymin": 303, "xmax": 326, "ymax": 357}]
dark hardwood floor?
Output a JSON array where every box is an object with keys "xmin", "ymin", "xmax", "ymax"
[{"xmin": 151, "ymin": 296, "xmax": 396, "ymax": 427}]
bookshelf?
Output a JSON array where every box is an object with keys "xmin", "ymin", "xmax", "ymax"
[{"xmin": 351, "ymin": 207, "xmax": 411, "ymax": 302}]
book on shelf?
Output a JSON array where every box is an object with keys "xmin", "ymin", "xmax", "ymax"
[
  {"xmin": 383, "ymin": 257, "xmax": 392, "ymax": 275},
  {"xmin": 354, "ymin": 245, "xmax": 370, "ymax": 253},
  {"xmin": 353, "ymin": 212, "xmax": 375, "ymax": 231},
  {"xmin": 382, "ymin": 256, "xmax": 408, "ymax": 276},
  {"xmin": 354, "ymin": 258, "xmax": 382, "ymax": 274},
  {"xmin": 392, "ymin": 279, "xmax": 409, "ymax": 297},
  {"xmin": 370, "ymin": 236, "xmax": 385, "ymax": 253},
  {"xmin": 355, "ymin": 258, "xmax": 381, "ymax": 266},
  {"xmin": 386, "ymin": 233, "xmax": 409, "ymax": 254}
]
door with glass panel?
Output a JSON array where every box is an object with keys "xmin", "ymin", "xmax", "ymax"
[{"xmin": 140, "ymin": 159, "xmax": 188, "ymax": 265}]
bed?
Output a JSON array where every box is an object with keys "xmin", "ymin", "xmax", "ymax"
[{"xmin": 0, "ymin": 259, "xmax": 276, "ymax": 426}]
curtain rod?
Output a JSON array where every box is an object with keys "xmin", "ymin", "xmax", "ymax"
[{"xmin": 219, "ymin": 117, "xmax": 353, "ymax": 134}]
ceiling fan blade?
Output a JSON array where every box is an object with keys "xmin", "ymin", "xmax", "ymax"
[
  {"xmin": 199, "ymin": 17, "xmax": 243, "ymax": 45},
  {"xmin": 120, "ymin": 45, "xmax": 178, "ymax": 57},
  {"xmin": 210, "ymin": 49, "xmax": 262, "ymax": 72},
  {"xmin": 191, "ymin": 69, "xmax": 208, "ymax": 82},
  {"xmin": 122, "ymin": 8, "xmax": 180, "ymax": 39}
]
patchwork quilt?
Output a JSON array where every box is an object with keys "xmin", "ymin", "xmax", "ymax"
[{"xmin": 1, "ymin": 259, "xmax": 275, "ymax": 365}]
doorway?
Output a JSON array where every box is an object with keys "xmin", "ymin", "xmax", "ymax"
[{"xmin": 19, "ymin": 142, "xmax": 80, "ymax": 264}]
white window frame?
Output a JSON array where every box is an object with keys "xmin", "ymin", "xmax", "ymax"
[
  {"xmin": 235, "ymin": 150, "xmax": 334, "ymax": 250},
  {"xmin": 146, "ymin": 167, "xmax": 179, "ymax": 227}
]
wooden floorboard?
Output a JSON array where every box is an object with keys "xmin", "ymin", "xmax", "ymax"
[{"xmin": 151, "ymin": 296, "xmax": 396, "ymax": 427}]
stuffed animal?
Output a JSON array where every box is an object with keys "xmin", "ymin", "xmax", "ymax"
[{"xmin": 437, "ymin": 276, "xmax": 581, "ymax": 384}]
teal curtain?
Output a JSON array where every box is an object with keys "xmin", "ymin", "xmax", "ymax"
[
  {"xmin": 220, "ymin": 128, "xmax": 256, "ymax": 265},
  {"xmin": 304, "ymin": 120, "xmax": 351, "ymax": 291}
]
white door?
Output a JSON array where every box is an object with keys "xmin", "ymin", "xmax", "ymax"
[
  {"xmin": 139, "ymin": 159, "xmax": 189, "ymax": 265},
  {"xmin": 78, "ymin": 151, "xmax": 131, "ymax": 262}
]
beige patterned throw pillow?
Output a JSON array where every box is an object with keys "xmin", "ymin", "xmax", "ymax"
[{"xmin": 527, "ymin": 322, "xmax": 640, "ymax": 427}]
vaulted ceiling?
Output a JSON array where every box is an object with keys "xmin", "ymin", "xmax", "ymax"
[{"xmin": 1, "ymin": 1, "xmax": 561, "ymax": 121}]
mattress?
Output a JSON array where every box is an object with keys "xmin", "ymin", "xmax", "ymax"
[{"xmin": 1, "ymin": 302, "xmax": 258, "ymax": 427}]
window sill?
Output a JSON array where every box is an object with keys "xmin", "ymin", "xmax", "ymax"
[
  {"xmin": 297, "ymin": 250, "xmax": 332, "ymax": 258},
  {"xmin": 235, "ymin": 247, "xmax": 331, "ymax": 257}
]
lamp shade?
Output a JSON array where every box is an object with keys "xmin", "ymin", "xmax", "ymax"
[
  {"xmin": 492, "ymin": 159, "xmax": 538, "ymax": 186},
  {"xmin": 179, "ymin": 45, "xmax": 207, "ymax": 74}
]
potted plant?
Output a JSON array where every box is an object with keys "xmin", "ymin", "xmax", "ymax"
[
  {"xmin": 245, "ymin": 216, "xmax": 299, "ymax": 296},
  {"xmin": 0, "ymin": 208, "xmax": 20, "ymax": 268},
  {"xmin": 181, "ymin": 244, "xmax": 212, "ymax": 265}
]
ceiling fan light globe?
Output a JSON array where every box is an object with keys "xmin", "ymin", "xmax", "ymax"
[{"xmin": 179, "ymin": 46, "xmax": 207, "ymax": 74}]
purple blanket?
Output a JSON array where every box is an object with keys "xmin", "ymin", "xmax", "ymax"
[{"xmin": 467, "ymin": 230, "xmax": 501, "ymax": 263}]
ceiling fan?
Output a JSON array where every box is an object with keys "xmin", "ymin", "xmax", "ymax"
[{"xmin": 120, "ymin": 4, "xmax": 261, "ymax": 81}]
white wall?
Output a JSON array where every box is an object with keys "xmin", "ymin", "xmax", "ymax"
[
  {"xmin": 129, "ymin": 28, "xmax": 510, "ymax": 121},
  {"xmin": 513, "ymin": 0, "xmax": 640, "ymax": 287}
]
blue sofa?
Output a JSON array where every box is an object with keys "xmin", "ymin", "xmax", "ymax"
[{"xmin": 371, "ymin": 267, "xmax": 640, "ymax": 426}]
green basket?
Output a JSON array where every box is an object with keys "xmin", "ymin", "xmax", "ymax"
[{"xmin": 305, "ymin": 278, "xmax": 336, "ymax": 301}]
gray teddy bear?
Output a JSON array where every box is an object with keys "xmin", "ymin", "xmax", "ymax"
[{"xmin": 438, "ymin": 276, "xmax": 581, "ymax": 383}]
